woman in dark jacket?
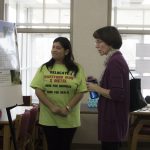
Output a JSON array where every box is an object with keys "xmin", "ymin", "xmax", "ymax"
[{"xmin": 87, "ymin": 26, "xmax": 130, "ymax": 150}]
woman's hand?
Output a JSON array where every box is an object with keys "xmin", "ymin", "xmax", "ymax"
[
  {"xmin": 86, "ymin": 82, "xmax": 99, "ymax": 92},
  {"xmin": 87, "ymin": 82, "xmax": 111, "ymax": 99},
  {"xmin": 50, "ymin": 105, "xmax": 68, "ymax": 117},
  {"xmin": 50, "ymin": 105, "xmax": 61, "ymax": 114},
  {"xmin": 59, "ymin": 107, "xmax": 69, "ymax": 117}
]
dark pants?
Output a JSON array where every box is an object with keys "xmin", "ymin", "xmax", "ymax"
[
  {"xmin": 42, "ymin": 126, "xmax": 77, "ymax": 150},
  {"xmin": 101, "ymin": 141, "xmax": 122, "ymax": 150}
]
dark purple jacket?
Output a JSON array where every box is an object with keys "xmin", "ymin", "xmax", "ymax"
[{"xmin": 98, "ymin": 51, "xmax": 130, "ymax": 142}]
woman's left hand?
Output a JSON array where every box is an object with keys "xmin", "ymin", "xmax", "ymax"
[{"xmin": 86, "ymin": 82, "xmax": 98, "ymax": 92}]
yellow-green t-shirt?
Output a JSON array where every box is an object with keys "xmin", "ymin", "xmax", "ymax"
[{"xmin": 30, "ymin": 63, "xmax": 87, "ymax": 128}]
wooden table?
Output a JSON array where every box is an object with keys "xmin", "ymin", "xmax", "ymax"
[
  {"xmin": 129, "ymin": 104, "xmax": 150, "ymax": 138},
  {"xmin": 130, "ymin": 104, "xmax": 150, "ymax": 123},
  {"xmin": 131, "ymin": 104, "xmax": 150, "ymax": 115},
  {"xmin": 129, "ymin": 104, "xmax": 150, "ymax": 149},
  {"xmin": 0, "ymin": 106, "xmax": 33, "ymax": 150}
]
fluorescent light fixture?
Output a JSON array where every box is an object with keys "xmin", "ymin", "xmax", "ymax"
[
  {"xmin": 142, "ymin": 0, "xmax": 150, "ymax": 4},
  {"xmin": 36, "ymin": 0, "xmax": 59, "ymax": 4}
]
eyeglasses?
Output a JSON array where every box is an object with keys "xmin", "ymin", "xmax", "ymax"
[{"xmin": 95, "ymin": 39, "xmax": 102, "ymax": 45}]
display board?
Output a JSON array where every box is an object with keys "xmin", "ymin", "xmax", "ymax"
[{"xmin": 0, "ymin": 20, "xmax": 22, "ymax": 108}]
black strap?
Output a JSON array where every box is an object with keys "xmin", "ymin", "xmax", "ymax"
[
  {"xmin": 6, "ymin": 104, "xmax": 18, "ymax": 150},
  {"xmin": 129, "ymin": 70, "xmax": 135, "ymax": 79}
]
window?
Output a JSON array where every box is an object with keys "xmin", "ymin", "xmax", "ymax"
[
  {"xmin": 112, "ymin": 0, "xmax": 150, "ymax": 30},
  {"xmin": 111, "ymin": 0, "xmax": 150, "ymax": 97},
  {"xmin": 4, "ymin": 0, "xmax": 71, "ymax": 102},
  {"xmin": 5, "ymin": 0, "xmax": 70, "ymax": 28}
]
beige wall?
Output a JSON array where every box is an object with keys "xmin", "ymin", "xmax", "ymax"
[
  {"xmin": 72, "ymin": 0, "xmax": 109, "ymax": 103},
  {"xmin": 73, "ymin": 114, "xmax": 99, "ymax": 144},
  {"xmin": 72, "ymin": 0, "xmax": 109, "ymax": 144}
]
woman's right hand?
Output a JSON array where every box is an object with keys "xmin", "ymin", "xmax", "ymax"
[
  {"xmin": 50, "ymin": 105, "xmax": 61, "ymax": 114},
  {"xmin": 50, "ymin": 105, "xmax": 68, "ymax": 117}
]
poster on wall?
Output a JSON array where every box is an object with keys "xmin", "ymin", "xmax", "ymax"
[{"xmin": 0, "ymin": 20, "xmax": 21, "ymax": 86}]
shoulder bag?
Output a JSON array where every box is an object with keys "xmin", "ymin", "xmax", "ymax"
[{"xmin": 129, "ymin": 71, "xmax": 147, "ymax": 112}]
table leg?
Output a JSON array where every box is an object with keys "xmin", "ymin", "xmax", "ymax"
[{"xmin": 3, "ymin": 124, "xmax": 11, "ymax": 150}]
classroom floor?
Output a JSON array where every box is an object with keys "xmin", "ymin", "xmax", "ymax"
[{"xmin": 71, "ymin": 143, "xmax": 150, "ymax": 150}]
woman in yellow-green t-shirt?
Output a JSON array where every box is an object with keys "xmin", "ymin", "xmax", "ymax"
[{"xmin": 30, "ymin": 37, "xmax": 87, "ymax": 150}]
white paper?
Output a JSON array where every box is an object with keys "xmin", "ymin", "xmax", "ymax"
[
  {"xmin": 136, "ymin": 43, "xmax": 150, "ymax": 57},
  {"xmin": 0, "ymin": 85, "xmax": 23, "ymax": 108},
  {"xmin": 136, "ymin": 59, "xmax": 150, "ymax": 73},
  {"xmin": 141, "ymin": 76, "xmax": 150, "ymax": 89},
  {"xmin": 0, "ymin": 70, "xmax": 11, "ymax": 86},
  {"xmin": 0, "ymin": 20, "xmax": 19, "ymax": 70}
]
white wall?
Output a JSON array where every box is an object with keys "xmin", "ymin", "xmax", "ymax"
[
  {"xmin": 72, "ymin": 0, "xmax": 109, "ymax": 144},
  {"xmin": 72, "ymin": 0, "xmax": 109, "ymax": 103}
]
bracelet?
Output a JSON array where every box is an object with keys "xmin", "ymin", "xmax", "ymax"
[{"xmin": 66, "ymin": 105, "xmax": 71, "ymax": 112}]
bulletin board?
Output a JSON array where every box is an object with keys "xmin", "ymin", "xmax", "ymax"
[{"xmin": 0, "ymin": 20, "xmax": 22, "ymax": 107}]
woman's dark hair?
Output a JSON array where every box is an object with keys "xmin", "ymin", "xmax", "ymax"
[
  {"xmin": 42, "ymin": 37, "xmax": 78, "ymax": 76},
  {"xmin": 93, "ymin": 26, "xmax": 122, "ymax": 49}
]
